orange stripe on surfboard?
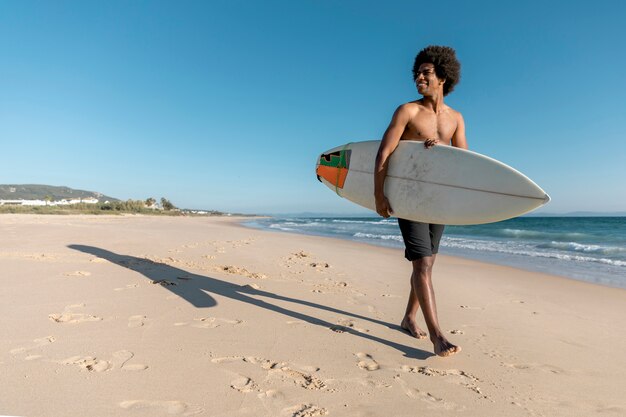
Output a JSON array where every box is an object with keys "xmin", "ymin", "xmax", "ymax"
[{"xmin": 316, "ymin": 165, "xmax": 348, "ymax": 189}]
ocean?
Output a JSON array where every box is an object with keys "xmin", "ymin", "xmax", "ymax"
[{"xmin": 243, "ymin": 216, "xmax": 626, "ymax": 289}]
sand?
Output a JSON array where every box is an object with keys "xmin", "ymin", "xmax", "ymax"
[{"xmin": 1, "ymin": 214, "xmax": 625, "ymax": 417}]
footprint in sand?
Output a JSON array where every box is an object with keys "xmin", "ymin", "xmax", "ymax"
[
  {"xmin": 281, "ymin": 403, "xmax": 329, "ymax": 417},
  {"xmin": 60, "ymin": 350, "xmax": 148, "ymax": 372},
  {"xmin": 113, "ymin": 350, "xmax": 149, "ymax": 371},
  {"xmin": 281, "ymin": 251, "xmax": 332, "ymax": 275},
  {"xmin": 258, "ymin": 388, "xmax": 285, "ymax": 400},
  {"xmin": 276, "ymin": 366, "xmax": 326, "ymax": 390},
  {"xmin": 64, "ymin": 270, "xmax": 91, "ymax": 277},
  {"xmin": 503, "ymin": 362, "xmax": 564, "ymax": 374},
  {"xmin": 230, "ymin": 375, "xmax": 259, "ymax": 393},
  {"xmin": 10, "ymin": 336, "xmax": 56, "ymax": 356},
  {"xmin": 114, "ymin": 284, "xmax": 139, "ymax": 291},
  {"xmin": 330, "ymin": 318, "xmax": 369, "ymax": 334},
  {"xmin": 61, "ymin": 356, "xmax": 112, "ymax": 372},
  {"xmin": 402, "ymin": 365, "xmax": 486, "ymax": 398},
  {"xmin": 119, "ymin": 400, "xmax": 203, "ymax": 416},
  {"xmin": 210, "ymin": 356, "xmax": 243, "ymax": 364},
  {"xmin": 218, "ymin": 265, "xmax": 267, "ymax": 280},
  {"xmin": 350, "ymin": 289, "xmax": 367, "ymax": 297},
  {"xmin": 483, "ymin": 348, "xmax": 503, "ymax": 359},
  {"xmin": 49, "ymin": 304, "xmax": 102, "ymax": 324},
  {"xmin": 128, "ymin": 315, "xmax": 147, "ymax": 328},
  {"xmin": 394, "ymin": 375, "xmax": 459, "ymax": 410},
  {"xmin": 211, "ymin": 355, "xmax": 327, "ymax": 391},
  {"xmin": 256, "ymin": 388, "xmax": 290, "ymax": 416},
  {"xmin": 309, "ymin": 262, "xmax": 330, "ymax": 270},
  {"xmin": 151, "ymin": 279, "xmax": 177, "ymax": 286},
  {"xmin": 184, "ymin": 317, "xmax": 244, "ymax": 329},
  {"xmin": 355, "ymin": 352, "xmax": 380, "ymax": 371}
]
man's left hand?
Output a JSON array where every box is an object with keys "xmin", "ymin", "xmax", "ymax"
[{"xmin": 424, "ymin": 138, "xmax": 439, "ymax": 149}]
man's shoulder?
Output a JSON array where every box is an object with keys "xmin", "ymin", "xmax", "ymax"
[
  {"xmin": 396, "ymin": 101, "xmax": 421, "ymax": 115},
  {"xmin": 443, "ymin": 104, "xmax": 464, "ymax": 120}
]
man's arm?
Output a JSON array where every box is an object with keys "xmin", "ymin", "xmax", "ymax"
[
  {"xmin": 451, "ymin": 112, "xmax": 468, "ymax": 149},
  {"xmin": 374, "ymin": 104, "xmax": 412, "ymax": 218}
]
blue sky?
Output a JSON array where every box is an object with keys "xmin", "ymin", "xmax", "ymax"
[{"xmin": 1, "ymin": 0, "xmax": 625, "ymax": 214}]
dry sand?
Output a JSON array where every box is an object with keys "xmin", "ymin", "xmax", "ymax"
[{"xmin": 1, "ymin": 214, "xmax": 625, "ymax": 417}]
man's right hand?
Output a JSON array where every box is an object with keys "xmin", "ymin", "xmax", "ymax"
[{"xmin": 375, "ymin": 195, "xmax": 393, "ymax": 218}]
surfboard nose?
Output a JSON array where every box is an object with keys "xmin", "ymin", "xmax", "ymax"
[
  {"xmin": 315, "ymin": 146, "xmax": 352, "ymax": 190},
  {"xmin": 543, "ymin": 193, "xmax": 551, "ymax": 204}
]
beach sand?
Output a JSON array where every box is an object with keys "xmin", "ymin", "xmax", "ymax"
[{"xmin": 1, "ymin": 214, "xmax": 624, "ymax": 417}]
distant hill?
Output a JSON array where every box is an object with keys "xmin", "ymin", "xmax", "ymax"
[{"xmin": 0, "ymin": 184, "xmax": 118, "ymax": 202}]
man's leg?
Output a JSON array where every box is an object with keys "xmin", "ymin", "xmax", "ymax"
[
  {"xmin": 401, "ymin": 273, "xmax": 427, "ymax": 339},
  {"xmin": 411, "ymin": 255, "xmax": 461, "ymax": 357}
]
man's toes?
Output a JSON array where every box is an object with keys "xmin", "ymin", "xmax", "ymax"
[
  {"xmin": 444, "ymin": 344, "xmax": 461, "ymax": 356},
  {"xmin": 435, "ymin": 340, "xmax": 461, "ymax": 357}
]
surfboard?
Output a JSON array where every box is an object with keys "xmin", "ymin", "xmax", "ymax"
[{"xmin": 316, "ymin": 140, "xmax": 550, "ymax": 225}]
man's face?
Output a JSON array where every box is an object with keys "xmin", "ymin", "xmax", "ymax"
[{"xmin": 415, "ymin": 63, "xmax": 443, "ymax": 96}]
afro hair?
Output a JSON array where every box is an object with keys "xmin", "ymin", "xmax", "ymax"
[{"xmin": 412, "ymin": 45, "xmax": 461, "ymax": 96}]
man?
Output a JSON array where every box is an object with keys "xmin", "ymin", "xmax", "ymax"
[{"xmin": 374, "ymin": 45, "xmax": 467, "ymax": 357}]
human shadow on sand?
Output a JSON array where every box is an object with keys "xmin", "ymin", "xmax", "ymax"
[{"xmin": 68, "ymin": 244, "xmax": 433, "ymax": 360}]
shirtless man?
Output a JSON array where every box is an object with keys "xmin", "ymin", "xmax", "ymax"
[{"xmin": 374, "ymin": 45, "xmax": 467, "ymax": 357}]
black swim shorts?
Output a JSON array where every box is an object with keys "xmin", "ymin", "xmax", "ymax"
[{"xmin": 397, "ymin": 218, "xmax": 445, "ymax": 261}]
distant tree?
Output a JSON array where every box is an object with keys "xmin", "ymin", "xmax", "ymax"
[
  {"xmin": 44, "ymin": 195, "xmax": 52, "ymax": 205},
  {"xmin": 145, "ymin": 197, "xmax": 156, "ymax": 207},
  {"xmin": 161, "ymin": 197, "xmax": 175, "ymax": 211}
]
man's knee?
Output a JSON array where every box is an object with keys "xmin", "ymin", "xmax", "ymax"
[{"xmin": 412, "ymin": 257, "xmax": 434, "ymax": 277}]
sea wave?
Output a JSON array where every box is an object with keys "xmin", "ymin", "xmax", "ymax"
[
  {"xmin": 353, "ymin": 232, "xmax": 404, "ymax": 242},
  {"xmin": 498, "ymin": 228, "xmax": 589, "ymax": 240},
  {"xmin": 332, "ymin": 219, "xmax": 395, "ymax": 225},
  {"xmin": 280, "ymin": 221, "xmax": 323, "ymax": 227},
  {"xmin": 536, "ymin": 241, "xmax": 626, "ymax": 255},
  {"xmin": 449, "ymin": 227, "xmax": 592, "ymax": 241},
  {"xmin": 268, "ymin": 224, "xmax": 297, "ymax": 232},
  {"xmin": 441, "ymin": 237, "xmax": 626, "ymax": 267}
]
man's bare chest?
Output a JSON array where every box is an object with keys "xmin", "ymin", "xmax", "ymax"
[{"xmin": 403, "ymin": 114, "xmax": 457, "ymax": 143}]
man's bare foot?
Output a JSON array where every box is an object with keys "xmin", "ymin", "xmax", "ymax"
[
  {"xmin": 400, "ymin": 317, "xmax": 427, "ymax": 339},
  {"xmin": 432, "ymin": 336, "xmax": 461, "ymax": 357}
]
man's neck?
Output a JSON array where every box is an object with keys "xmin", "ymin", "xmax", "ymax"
[{"xmin": 420, "ymin": 91, "xmax": 445, "ymax": 113}]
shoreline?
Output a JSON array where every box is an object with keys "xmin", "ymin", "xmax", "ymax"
[
  {"xmin": 239, "ymin": 216, "xmax": 626, "ymax": 291},
  {"xmin": 2, "ymin": 214, "xmax": 625, "ymax": 417}
]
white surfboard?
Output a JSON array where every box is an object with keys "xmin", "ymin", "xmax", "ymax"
[{"xmin": 315, "ymin": 140, "xmax": 550, "ymax": 225}]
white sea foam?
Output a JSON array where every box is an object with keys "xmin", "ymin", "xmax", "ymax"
[
  {"xmin": 333, "ymin": 219, "xmax": 395, "ymax": 225},
  {"xmin": 441, "ymin": 237, "xmax": 626, "ymax": 267},
  {"xmin": 536, "ymin": 241, "xmax": 626, "ymax": 255},
  {"xmin": 281, "ymin": 221, "xmax": 322, "ymax": 227},
  {"xmin": 268, "ymin": 224, "xmax": 297, "ymax": 232},
  {"xmin": 353, "ymin": 232, "xmax": 404, "ymax": 242},
  {"xmin": 492, "ymin": 229, "xmax": 591, "ymax": 240}
]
